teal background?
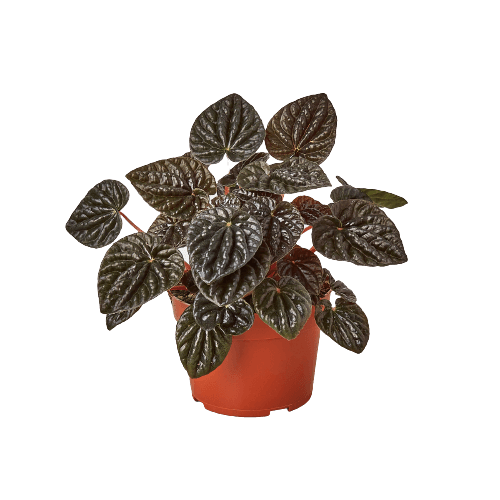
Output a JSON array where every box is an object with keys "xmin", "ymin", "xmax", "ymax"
[{"xmin": 1, "ymin": 1, "xmax": 498, "ymax": 499}]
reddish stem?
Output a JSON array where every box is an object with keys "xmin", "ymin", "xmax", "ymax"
[
  {"xmin": 302, "ymin": 225, "xmax": 312, "ymax": 234},
  {"xmin": 119, "ymin": 212, "xmax": 144, "ymax": 232},
  {"xmin": 310, "ymin": 246, "xmax": 316, "ymax": 253}
]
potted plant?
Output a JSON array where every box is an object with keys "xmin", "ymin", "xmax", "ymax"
[{"xmin": 66, "ymin": 93, "xmax": 408, "ymax": 417}]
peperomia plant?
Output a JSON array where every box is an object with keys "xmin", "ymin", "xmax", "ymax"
[{"xmin": 66, "ymin": 93, "xmax": 408, "ymax": 379}]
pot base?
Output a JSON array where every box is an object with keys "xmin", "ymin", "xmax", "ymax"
[{"xmin": 192, "ymin": 393, "xmax": 312, "ymax": 417}]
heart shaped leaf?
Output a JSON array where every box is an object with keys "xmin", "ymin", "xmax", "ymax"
[
  {"xmin": 237, "ymin": 157, "xmax": 331, "ymax": 194},
  {"xmin": 189, "ymin": 93, "xmax": 265, "ymax": 165},
  {"xmin": 175, "ymin": 306, "xmax": 232, "ymax": 378},
  {"xmin": 330, "ymin": 185, "xmax": 371, "ymax": 203},
  {"xmin": 253, "ymin": 277, "xmax": 312, "ymax": 340},
  {"xmin": 277, "ymin": 246, "xmax": 323, "ymax": 296},
  {"xmin": 186, "ymin": 207, "xmax": 263, "ymax": 284},
  {"xmin": 148, "ymin": 213, "xmax": 190, "ymax": 248},
  {"xmin": 331, "ymin": 280, "xmax": 357, "ymax": 303},
  {"xmin": 315, "ymin": 298, "xmax": 369, "ymax": 353},
  {"xmin": 192, "ymin": 293, "xmax": 254, "ymax": 336},
  {"xmin": 291, "ymin": 196, "xmax": 331, "ymax": 225},
  {"xmin": 125, "ymin": 156, "xmax": 216, "ymax": 219},
  {"xmin": 312, "ymin": 199, "xmax": 407, "ymax": 266},
  {"xmin": 358, "ymin": 188, "xmax": 408, "ymax": 209},
  {"xmin": 265, "ymin": 93, "xmax": 337, "ymax": 164},
  {"xmin": 106, "ymin": 306, "xmax": 141, "ymax": 331},
  {"xmin": 193, "ymin": 242, "xmax": 271, "ymax": 306},
  {"xmin": 218, "ymin": 152, "xmax": 270, "ymax": 187},
  {"xmin": 98, "ymin": 233, "xmax": 184, "ymax": 314},
  {"xmin": 66, "ymin": 179, "xmax": 129, "ymax": 248}
]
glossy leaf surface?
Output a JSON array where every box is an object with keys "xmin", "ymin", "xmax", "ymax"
[
  {"xmin": 193, "ymin": 242, "xmax": 271, "ymax": 306},
  {"xmin": 237, "ymin": 157, "xmax": 331, "ymax": 194},
  {"xmin": 125, "ymin": 156, "xmax": 216, "ymax": 219},
  {"xmin": 330, "ymin": 185, "xmax": 371, "ymax": 203},
  {"xmin": 359, "ymin": 188, "xmax": 408, "ymax": 209},
  {"xmin": 331, "ymin": 280, "xmax": 357, "ymax": 303},
  {"xmin": 106, "ymin": 306, "xmax": 141, "ymax": 331},
  {"xmin": 253, "ymin": 277, "xmax": 312, "ymax": 340},
  {"xmin": 189, "ymin": 93, "xmax": 265, "ymax": 164},
  {"xmin": 175, "ymin": 306, "xmax": 232, "ymax": 378},
  {"xmin": 315, "ymin": 298, "xmax": 369, "ymax": 353},
  {"xmin": 192, "ymin": 293, "xmax": 254, "ymax": 336},
  {"xmin": 291, "ymin": 196, "xmax": 331, "ymax": 225},
  {"xmin": 312, "ymin": 200, "xmax": 407, "ymax": 266},
  {"xmin": 66, "ymin": 179, "xmax": 129, "ymax": 248},
  {"xmin": 98, "ymin": 233, "xmax": 184, "ymax": 314},
  {"xmin": 242, "ymin": 197, "xmax": 304, "ymax": 262},
  {"xmin": 265, "ymin": 93, "xmax": 337, "ymax": 164},
  {"xmin": 218, "ymin": 152, "xmax": 270, "ymax": 186},
  {"xmin": 186, "ymin": 207, "xmax": 262, "ymax": 284},
  {"xmin": 148, "ymin": 213, "xmax": 190, "ymax": 248},
  {"xmin": 211, "ymin": 193, "xmax": 242, "ymax": 210},
  {"xmin": 277, "ymin": 247, "xmax": 323, "ymax": 295},
  {"xmin": 231, "ymin": 188, "xmax": 282, "ymax": 204}
]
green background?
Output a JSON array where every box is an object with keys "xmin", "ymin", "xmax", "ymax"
[{"xmin": 0, "ymin": 0, "xmax": 499, "ymax": 500}]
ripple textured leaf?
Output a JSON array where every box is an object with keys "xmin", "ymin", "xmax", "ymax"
[
  {"xmin": 315, "ymin": 299, "xmax": 369, "ymax": 353},
  {"xmin": 98, "ymin": 233, "xmax": 184, "ymax": 314},
  {"xmin": 148, "ymin": 213, "xmax": 190, "ymax": 248},
  {"xmin": 175, "ymin": 306, "xmax": 232, "ymax": 378},
  {"xmin": 312, "ymin": 199, "xmax": 407, "ymax": 266},
  {"xmin": 265, "ymin": 93, "xmax": 337, "ymax": 164},
  {"xmin": 189, "ymin": 93, "xmax": 265, "ymax": 164},
  {"xmin": 186, "ymin": 207, "xmax": 263, "ymax": 284},
  {"xmin": 291, "ymin": 195, "xmax": 331, "ymax": 225},
  {"xmin": 125, "ymin": 156, "xmax": 216, "ymax": 219},
  {"xmin": 218, "ymin": 152, "xmax": 270, "ymax": 186},
  {"xmin": 277, "ymin": 246, "xmax": 323, "ymax": 295},
  {"xmin": 106, "ymin": 306, "xmax": 141, "ymax": 331},
  {"xmin": 66, "ymin": 179, "xmax": 129, "ymax": 248},
  {"xmin": 253, "ymin": 277, "xmax": 312, "ymax": 340}
]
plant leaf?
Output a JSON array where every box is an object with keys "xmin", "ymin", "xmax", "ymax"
[
  {"xmin": 186, "ymin": 207, "xmax": 263, "ymax": 284},
  {"xmin": 193, "ymin": 242, "xmax": 271, "ymax": 306},
  {"xmin": 98, "ymin": 233, "xmax": 184, "ymax": 314},
  {"xmin": 291, "ymin": 195, "xmax": 331, "ymax": 225},
  {"xmin": 106, "ymin": 306, "xmax": 141, "ymax": 331},
  {"xmin": 192, "ymin": 293, "xmax": 254, "ymax": 335},
  {"xmin": 189, "ymin": 93, "xmax": 265, "ymax": 165},
  {"xmin": 175, "ymin": 306, "xmax": 232, "ymax": 378},
  {"xmin": 265, "ymin": 93, "xmax": 337, "ymax": 164},
  {"xmin": 277, "ymin": 246, "xmax": 323, "ymax": 295},
  {"xmin": 218, "ymin": 152, "xmax": 270, "ymax": 187},
  {"xmin": 237, "ymin": 157, "xmax": 331, "ymax": 194},
  {"xmin": 315, "ymin": 298, "xmax": 369, "ymax": 353},
  {"xmin": 312, "ymin": 199, "xmax": 407, "ymax": 266},
  {"xmin": 125, "ymin": 156, "xmax": 216, "ymax": 219},
  {"xmin": 66, "ymin": 179, "xmax": 129, "ymax": 248},
  {"xmin": 211, "ymin": 193, "xmax": 242, "ymax": 210},
  {"xmin": 148, "ymin": 213, "xmax": 190, "ymax": 248},
  {"xmin": 331, "ymin": 280, "xmax": 357, "ymax": 303},
  {"xmin": 231, "ymin": 187, "xmax": 282, "ymax": 204},
  {"xmin": 253, "ymin": 277, "xmax": 312, "ymax": 340},
  {"xmin": 358, "ymin": 188, "xmax": 408, "ymax": 209},
  {"xmin": 330, "ymin": 185, "xmax": 371, "ymax": 203},
  {"xmin": 242, "ymin": 197, "xmax": 304, "ymax": 262},
  {"xmin": 181, "ymin": 269, "xmax": 199, "ymax": 293}
]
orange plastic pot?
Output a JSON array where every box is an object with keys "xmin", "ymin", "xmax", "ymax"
[{"xmin": 170, "ymin": 290, "xmax": 324, "ymax": 417}]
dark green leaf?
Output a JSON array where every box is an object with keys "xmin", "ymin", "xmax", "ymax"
[
  {"xmin": 311, "ymin": 268, "xmax": 333, "ymax": 305},
  {"xmin": 211, "ymin": 193, "xmax": 242, "ymax": 210},
  {"xmin": 148, "ymin": 213, "xmax": 190, "ymax": 248},
  {"xmin": 192, "ymin": 293, "xmax": 254, "ymax": 336},
  {"xmin": 125, "ymin": 156, "xmax": 216, "ymax": 219},
  {"xmin": 98, "ymin": 233, "xmax": 184, "ymax": 314},
  {"xmin": 237, "ymin": 157, "xmax": 331, "ymax": 194},
  {"xmin": 231, "ymin": 187, "xmax": 282, "ymax": 204},
  {"xmin": 312, "ymin": 199, "xmax": 407, "ymax": 266},
  {"xmin": 193, "ymin": 242, "xmax": 271, "ymax": 306},
  {"xmin": 277, "ymin": 246, "xmax": 323, "ymax": 295},
  {"xmin": 66, "ymin": 179, "xmax": 129, "ymax": 248},
  {"xmin": 186, "ymin": 207, "xmax": 263, "ymax": 284},
  {"xmin": 175, "ymin": 306, "xmax": 232, "ymax": 378},
  {"xmin": 216, "ymin": 183, "xmax": 226, "ymax": 197},
  {"xmin": 315, "ymin": 299, "xmax": 369, "ymax": 353},
  {"xmin": 189, "ymin": 93, "xmax": 265, "ymax": 165},
  {"xmin": 181, "ymin": 270, "xmax": 199, "ymax": 293},
  {"xmin": 106, "ymin": 306, "xmax": 141, "ymax": 331},
  {"xmin": 331, "ymin": 281, "xmax": 357, "ymax": 303},
  {"xmin": 291, "ymin": 195, "xmax": 331, "ymax": 225},
  {"xmin": 336, "ymin": 176, "xmax": 348, "ymax": 186},
  {"xmin": 265, "ymin": 93, "xmax": 337, "ymax": 164},
  {"xmin": 218, "ymin": 152, "xmax": 270, "ymax": 186},
  {"xmin": 358, "ymin": 188, "xmax": 408, "ymax": 209},
  {"xmin": 253, "ymin": 277, "xmax": 312, "ymax": 340},
  {"xmin": 330, "ymin": 185, "xmax": 371, "ymax": 203}
]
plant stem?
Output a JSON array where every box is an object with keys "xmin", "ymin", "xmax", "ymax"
[
  {"xmin": 119, "ymin": 212, "xmax": 144, "ymax": 232},
  {"xmin": 302, "ymin": 225, "xmax": 312, "ymax": 234},
  {"xmin": 310, "ymin": 246, "xmax": 316, "ymax": 253}
]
